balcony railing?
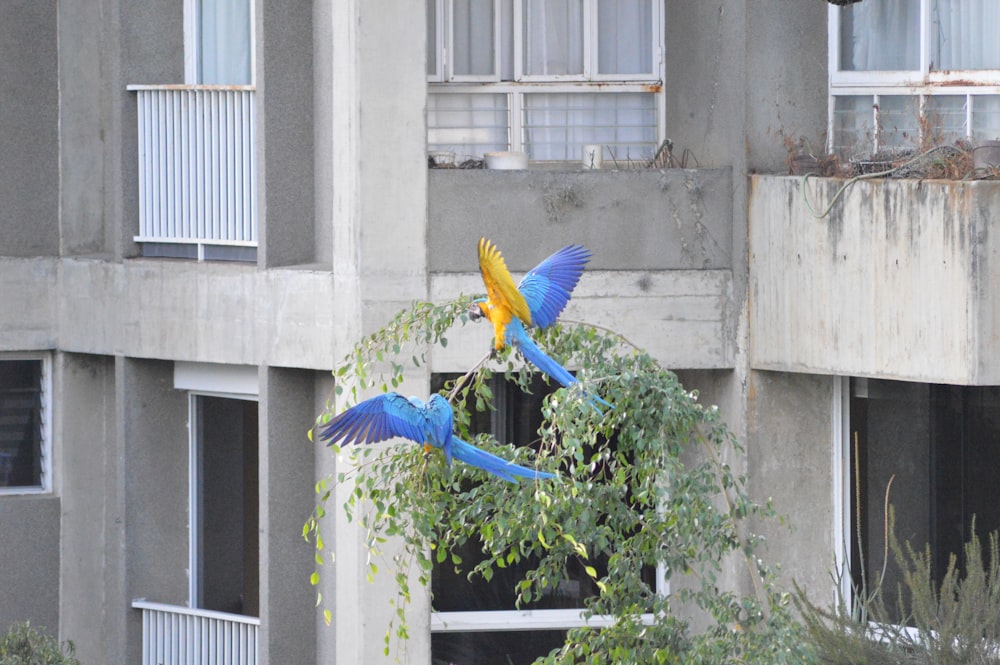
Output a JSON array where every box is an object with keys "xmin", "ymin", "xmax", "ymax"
[
  {"xmin": 128, "ymin": 85, "xmax": 257, "ymax": 260},
  {"xmin": 132, "ymin": 599, "xmax": 259, "ymax": 665}
]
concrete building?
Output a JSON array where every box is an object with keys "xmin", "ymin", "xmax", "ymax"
[{"xmin": 1, "ymin": 1, "xmax": 997, "ymax": 663}]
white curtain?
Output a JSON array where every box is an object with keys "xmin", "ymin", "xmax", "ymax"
[
  {"xmin": 932, "ymin": 0, "xmax": 1000, "ymax": 70},
  {"xmin": 523, "ymin": 0, "xmax": 584, "ymax": 76},
  {"xmin": 841, "ymin": 0, "xmax": 920, "ymax": 71},
  {"xmin": 200, "ymin": 0, "xmax": 252, "ymax": 85},
  {"xmin": 597, "ymin": 0, "xmax": 652, "ymax": 75},
  {"xmin": 453, "ymin": 0, "xmax": 496, "ymax": 76}
]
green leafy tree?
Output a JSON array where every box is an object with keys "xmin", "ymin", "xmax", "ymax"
[
  {"xmin": 0, "ymin": 623, "xmax": 80, "ymax": 665},
  {"xmin": 305, "ymin": 296, "xmax": 809, "ymax": 664}
]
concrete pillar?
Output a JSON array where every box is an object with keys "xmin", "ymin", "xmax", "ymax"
[
  {"xmin": 319, "ymin": 0, "xmax": 432, "ymax": 662},
  {"xmin": 257, "ymin": 0, "xmax": 315, "ymax": 268},
  {"xmin": 258, "ymin": 367, "xmax": 317, "ymax": 665}
]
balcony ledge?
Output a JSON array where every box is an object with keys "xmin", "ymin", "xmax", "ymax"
[{"xmin": 750, "ymin": 175, "xmax": 1000, "ymax": 384}]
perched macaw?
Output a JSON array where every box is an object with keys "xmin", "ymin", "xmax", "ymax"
[
  {"xmin": 470, "ymin": 238, "xmax": 611, "ymax": 410},
  {"xmin": 319, "ymin": 392, "xmax": 557, "ymax": 483}
]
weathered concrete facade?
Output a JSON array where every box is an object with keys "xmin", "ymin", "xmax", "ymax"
[{"xmin": 0, "ymin": 0, "xmax": 867, "ymax": 663}]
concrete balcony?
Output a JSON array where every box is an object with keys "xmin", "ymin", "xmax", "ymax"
[{"xmin": 750, "ymin": 175, "xmax": 1000, "ymax": 384}]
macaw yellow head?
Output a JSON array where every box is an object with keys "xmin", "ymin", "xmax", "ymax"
[{"xmin": 468, "ymin": 298, "xmax": 490, "ymax": 321}]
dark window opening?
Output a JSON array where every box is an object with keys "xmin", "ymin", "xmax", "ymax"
[
  {"xmin": 0, "ymin": 359, "xmax": 45, "ymax": 489},
  {"xmin": 850, "ymin": 378, "xmax": 1000, "ymax": 621}
]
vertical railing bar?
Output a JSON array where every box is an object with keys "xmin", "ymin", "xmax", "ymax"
[{"xmin": 227, "ymin": 91, "xmax": 236, "ymax": 242}]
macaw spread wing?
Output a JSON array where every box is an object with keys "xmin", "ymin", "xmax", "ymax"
[
  {"xmin": 319, "ymin": 393, "xmax": 429, "ymax": 447},
  {"xmin": 478, "ymin": 238, "xmax": 532, "ymax": 325},
  {"xmin": 518, "ymin": 244, "xmax": 592, "ymax": 329}
]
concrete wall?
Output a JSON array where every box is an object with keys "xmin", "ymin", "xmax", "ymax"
[
  {"xmin": 259, "ymin": 368, "xmax": 317, "ymax": 665},
  {"xmin": 57, "ymin": 354, "xmax": 115, "ymax": 662},
  {"xmin": 746, "ymin": 370, "xmax": 841, "ymax": 605},
  {"xmin": 750, "ymin": 176, "xmax": 1000, "ymax": 384},
  {"xmin": 0, "ymin": 496, "xmax": 60, "ymax": 634},
  {"xmin": 0, "ymin": 0, "xmax": 58, "ymax": 257},
  {"xmin": 258, "ymin": 0, "xmax": 315, "ymax": 268},
  {"xmin": 428, "ymin": 169, "xmax": 733, "ymax": 272}
]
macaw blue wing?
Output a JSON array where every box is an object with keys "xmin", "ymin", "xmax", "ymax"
[
  {"xmin": 518, "ymin": 244, "xmax": 592, "ymax": 329},
  {"xmin": 318, "ymin": 393, "xmax": 430, "ymax": 448},
  {"xmin": 449, "ymin": 437, "xmax": 558, "ymax": 483},
  {"xmin": 506, "ymin": 319, "xmax": 612, "ymax": 412}
]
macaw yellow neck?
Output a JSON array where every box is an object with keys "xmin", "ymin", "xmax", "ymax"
[{"xmin": 478, "ymin": 301, "xmax": 513, "ymax": 350}]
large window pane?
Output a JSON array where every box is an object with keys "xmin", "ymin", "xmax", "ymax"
[
  {"xmin": 924, "ymin": 95, "xmax": 967, "ymax": 145},
  {"xmin": 428, "ymin": 93, "xmax": 509, "ymax": 157},
  {"xmin": 0, "ymin": 359, "xmax": 44, "ymax": 489},
  {"xmin": 597, "ymin": 0, "xmax": 652, "ymax": 75},
  {"xmin": 522, "ymin": 0, "xmax": 584, "ymax": 76},
  {"xmin": 199, "ymin": 0, "xmax": 252, "ymax": 85},
  {"xmin": 523, "ymin": 92, "xmax": 656, "ymax": 161},
  {"xmin": 839, "ymin": 0, "xmax": 919, "ymax": 71},
  {"xmin": 931, "ymin": 0, "xmax": 1000, "ymax": 70},
  {"xmin": 878, "ymin": 95, "xmax": 920, "ymax": 149},
  {"xmin": 972, "ymin": 96, "xmax": 1000, "ymax": 140},
  {"xmin": 454, "ymin": 0, "xmax": 496, "ymax": 76}
]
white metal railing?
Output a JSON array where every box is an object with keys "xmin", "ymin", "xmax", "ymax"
[
  {"xmin": 128, "ymin": 85, "xmax": 257, "ymax": 255},
  {"xmin": 132, "ymin": 600, "xmax": 259, "ymax": 665}
]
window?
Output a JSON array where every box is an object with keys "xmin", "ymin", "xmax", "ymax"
[
  {"xmin": 829, "ymin": 0, "xmax": 1000, "ymax": 158},
  {"xmin": 176, "ymin": 362, "xmax": 260, "ymax": 615},
  {"xmin": 0, "ymin": 355, "xmax": 50, "ymax": 493},
  {"xmin": 428, "ymin": 0, "xmax": 664, "ymax": 163},
  {"xmin": 185, "ymin": 0, "xmax": 253, "ymax": 85},
  {"xmin": 848, "ymin": 378, "xmax": 1000, "ymax": 621},
  {"xmin": 430, "ymin": 373, "xmax": 662, "ymax": 665}
]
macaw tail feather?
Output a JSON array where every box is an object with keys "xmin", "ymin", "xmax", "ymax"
[
  {"xmin": 450, "ymin": 438, "xmax": 557, "ymax": 483},
  {"xmin": 510, "ymin": 323, "xmax": 613, "ymax": 413}
]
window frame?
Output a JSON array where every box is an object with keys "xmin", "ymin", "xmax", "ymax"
[
  {"xmin": 0, "ymin": 352, "xmax": 52, "ymax": 496},
  {"xmin": 827, "ymin": 2, "xmax": 1000, "ymax": 154},
  {"xmin": 428, "ymin": 0, "xmax": 666, "ymax": 160}
]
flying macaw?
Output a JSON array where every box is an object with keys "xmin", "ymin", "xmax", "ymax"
[
  {"xmin": 318, "ymin": 392, "xmax": 557, "ymax": 483},
  {"xmin": 470, "ymin": 237, "xmax": 611, "ymax": 410}
]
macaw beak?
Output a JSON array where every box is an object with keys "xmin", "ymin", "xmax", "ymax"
[{"xmin": 468, "ymin": 301, "xmax": 486, "ymax": 321}]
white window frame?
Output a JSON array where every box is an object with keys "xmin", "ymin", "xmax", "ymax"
[
  {"xmin": 428, "ymin": 0, "xmax": 666, "ymax": 159},
  {"xmin": 0, "ymin": 352, "xmax": 52, "ymax": 496},
  {"xmin": 827, "ymin": 3, "xmax": 1000, "ymax": 154}
]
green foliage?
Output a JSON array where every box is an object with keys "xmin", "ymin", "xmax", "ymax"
[
  {"xmin": 798, "ymin": 522, "xmax": 1000, "ymax": 664},
  {"xmin": 305, "ymin": 297, "xmax": 808, "ymax": 663},
  {"xmin": 0, "ymin": 623, "xmax": 80, "ymax": 665}
]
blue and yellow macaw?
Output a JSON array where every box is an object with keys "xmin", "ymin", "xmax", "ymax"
[
  {"xmin": 470, "ymin": 238, "xmax": 611, "ymax": 410},
  {"xmin": 319, "ymin": 392, "xmax": 557, "ymax": 483}
]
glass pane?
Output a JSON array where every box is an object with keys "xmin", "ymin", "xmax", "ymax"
[
  {"xmin": 839, "ymin": 0, "xmax": 919, "ymax": 71},
  {"xmin": 878, "ymin": 95, "xmax": 920, "ymax": 150},
  {"xmin": 931, "ymin": 0, "xmax": 1000, "ymax": 70},
  {"xmin": 924, "ymin": 95, "xmax": 967, "ymax": 144},
  {"xmin": 433, "ymin": 630, "xmax": 568, "ymax": 665},
  {"xmin": 427, "ymin": 93, "xmax": 509, "ymax": 158},
  {"xmin": 522, "ymin": 0, "xmax": 584, "ymax": 76},
  {"xmin": 199, "ymin": 0, "xmax": 252, "ymax": 85},
  {"xmin": 523, "ymin": 93, "xmax": 656, "ymax": 161},
  {"xmin": 597, "ymin": 0, "xmax": 652, "ymax": 75},
  {"xmin": 428, "ymin": 0, "xmax": 437, "ymax": 76},
  {"xmin": 833, "ymin": 95, "xmax": 875, "ymax": 158},
  {"xmin": 453, "ymin": 0, "xmax": 496, "ymax": 76},
  {"xmin": 972, "ymin": 96, "xmax": 1000, "ymax": 141},
  {"xmin": 0, "ymin": 360, "xmax": 43, "ymax": 488}
]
